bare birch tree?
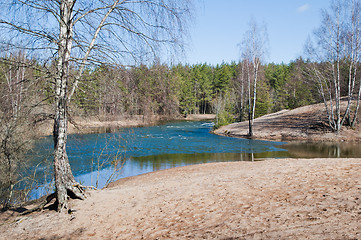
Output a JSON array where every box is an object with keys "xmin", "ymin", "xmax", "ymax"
[
  {"xmin": 0, "ymin": 0, "xmax": 192, "ymax": 211},
  {"xmin": 305, "ymin": 0, "xmax": 361, "ymax": 132},
  {"xmin": 240, "ymin": 19, "xmax": 268, "ymax": 136},
  {"xmin": 348, "ymin": 0, "xmax": 361, "ymax": 127}
]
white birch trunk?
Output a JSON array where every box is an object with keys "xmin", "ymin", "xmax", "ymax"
[
  {"xmin": 53, "ymin": 0, "xmax": 85, "ymax": 212},
  {"xmin": 251, "ymin": 59, "xmax": 259, "ymax": 125},
  {"xmin": 246, "ymin": 61, "xmax": 252, "ymax": 136}
]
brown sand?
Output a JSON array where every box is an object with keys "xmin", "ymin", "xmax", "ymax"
[
  {"xmin": 185, "ymin": 114, "xmax": 216, "ymax": 121},
  {"xmin": 35, "ymin": 114, "xmax": 216, "ymax": 136},
  {"xmin": 1, "ymin": 158, "xmax": 360, "ymax": 239},
  {"xmin": 214, "ymin": 103, "xmax": 361, "ymax": 142}
]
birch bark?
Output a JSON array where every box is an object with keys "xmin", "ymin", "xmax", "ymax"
[{"xmin": 53, "ymin": 0, "xmax": 85, "ymax": 211}]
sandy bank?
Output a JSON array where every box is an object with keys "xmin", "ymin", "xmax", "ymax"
[
  {"xmin": 1, "ymin": 158, "xmax": 360, "ymax": 239},
  {"xmin": 214, "ymin": 103, "xmax": 361, "ymax": 142},
  {"xmin": 35, "ymin": 114, "xmax": 216, "ymax": 136}
]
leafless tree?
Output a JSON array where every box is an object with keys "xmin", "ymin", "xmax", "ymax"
[
  {"xmin": 305, "ymin": 0, "xmax": 361, "ymax": 132},
  {"xmin": 240, "ymin": 19, "xmax": 269, "ymax": 136},
  {"xmin": 0, "ymin": 52, "xmax": 37, "ymax": 208},
  {"xmin": 0, "ymin": 0, "xmax": 192, "ymax": 212},
  {"xmin": 348, "ymin": 0, "xmax": 361, "ymax": 127}
]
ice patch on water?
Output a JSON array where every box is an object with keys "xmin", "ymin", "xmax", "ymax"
[{"xmin": 201, "ymin": 122, "xmax": 215, "ymax": 127}]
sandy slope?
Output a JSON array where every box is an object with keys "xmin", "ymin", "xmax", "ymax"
[
  {"xmin": 1, "ymin": 158, "xmax": 361, "ymax": 239},
  {"xmin": 214, "ymin": 103, "xmax": 361, "ymax": 142}
]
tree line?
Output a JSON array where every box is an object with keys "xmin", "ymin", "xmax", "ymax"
[
  {"xmin": 67, "ymin": 60, "xmax": 321, "ymax": 126},
  {"xmin": 0, "ymin": 55, "xmax": 320, "ymax": 128}
]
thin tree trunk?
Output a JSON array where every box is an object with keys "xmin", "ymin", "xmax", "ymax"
[
  {"xmin": 328, "ymin": 62, "xmax": 336, "ymax": 130},
  {"xmin": 251, "ymin": 60, "xmax": 259, "ymax": 124},
  {"xmin": 247, "ymin": 61, "xmax": 252, "ymax": 136},
  {"xmin": 335, "ymin": 59, "xmax": 341, "ymax": 133},
  {"xmin": 4, "ymin": 131, "xmax": 14, "ymax": 208},
  {"xmin": 68, "ymin": 0, "xmax": 120, "ymax": 102},
  {"xmin": 351, "ymin": 79, "xmax": 361, "ymax": 127},
  {"xmin": 312, "ymin": 65, "xmax": 333, "ymax": 128},
  {"xmin": 53, "ymin": 0, "xmax": 85, "ymax": 212}
]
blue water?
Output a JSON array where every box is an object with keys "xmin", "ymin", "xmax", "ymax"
[{"xmin": 29, "ymin": 120, "xmax": 288, "ymax": 198}]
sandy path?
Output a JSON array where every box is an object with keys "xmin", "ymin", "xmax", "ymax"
[{"xmin": 1, "ymin": 158, "xmax": 361, "ymax": 239}]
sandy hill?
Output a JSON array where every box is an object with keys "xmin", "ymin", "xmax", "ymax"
[{"xmin": 214, "ymin": 102, "xmax": 361, "ymax": 142}]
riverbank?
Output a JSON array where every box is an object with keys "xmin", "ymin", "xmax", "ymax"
[
  {"xmin": 214, "ymin": 102, "xmax": 361, "ymax": 142},
  {"xmin": 1, "ymin": 158, "xmax": 360, "ymax": 239},
  {"xmin": 35, "ymin": 114, "xmax": 216, "ymax": 136}
]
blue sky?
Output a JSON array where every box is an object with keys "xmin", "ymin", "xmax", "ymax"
[{"xmin": 185, "ymin": 0, "xmax": 331, "ymax": 65}]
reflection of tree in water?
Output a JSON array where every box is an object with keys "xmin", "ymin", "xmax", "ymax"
[
  {"xmin": 281, "ymin": 142, "xmax": 361, "ymax": 158},
  {"xmin": 131, "ymin": 152, "xmax": 290, "ymax": 172}
]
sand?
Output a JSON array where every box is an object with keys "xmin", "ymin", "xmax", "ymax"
[
  {"xmin": 1, "ymin": 158, "xmax": 361, "ymax": 239},
  {"xmin": 214, "ymin": 103, "xmax": 361, "ymax": 142}
]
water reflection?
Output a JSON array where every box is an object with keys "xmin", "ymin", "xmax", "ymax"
[
  {"xmin": 130, "ymin": 151, "xmax": 290, "ymax": 172},
  {"xmin": 28, "ymin": 121, "xmax": 361, "ymax": 199},
  {"xmin": 280, "ymin": 141, "xmax": 361, "ymax": 158}
]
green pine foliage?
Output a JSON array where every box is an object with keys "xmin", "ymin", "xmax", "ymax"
[
  {"xmin": 73, "ymin": 68, "xmax": 100, "ymax": 115},
  {"xmin": 264, "ymin": 60, "xmax": 317, "ymax": 112},
  {"xmin": 255, "ymin": 79, "xmax": 273, "ymax": 118},
  {"xmin": 265, "ymin": 63, "xmax": 290, "ymax": 111}
]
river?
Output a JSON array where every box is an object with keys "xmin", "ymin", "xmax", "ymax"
[{"xmin": 28, "ymin": 120, "xmax": 361, "ymax": 199}]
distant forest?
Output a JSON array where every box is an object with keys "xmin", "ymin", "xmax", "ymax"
[{"xmin": 0, "ymin": 56, "xmax": 323, "ymax": 128}]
